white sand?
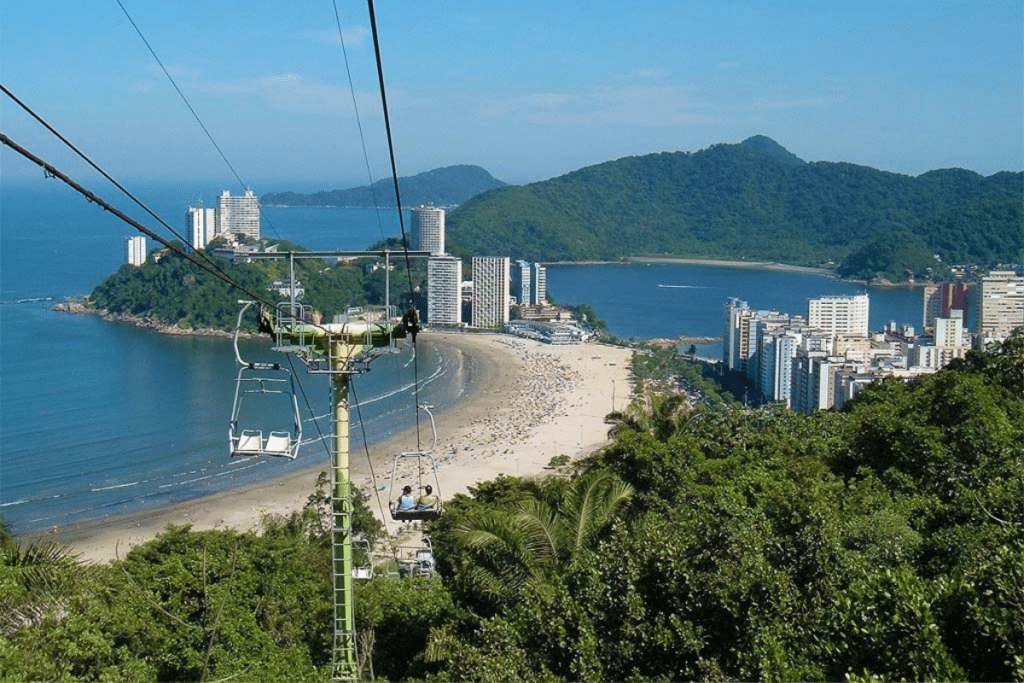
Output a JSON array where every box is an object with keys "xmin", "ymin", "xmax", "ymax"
[{"xmin": 49, "ymin": 332, "xmax": 633, "ymax": 563}]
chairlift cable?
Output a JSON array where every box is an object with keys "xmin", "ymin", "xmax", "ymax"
[
  {"xmin": 332, "ymin": 0, "xmax": 388, "ymax": 245},
  {"xmin": 366, "ymin": 0, "xmax": 424, "ymax": 449},
  {"xmin": 113, "ymin": 0, "xmax": 284, "ymax": 240},
  {"xmin": 0, "ymin": 82, "xmax": 235, "ymax": 276},
  {"xmin": 0, "ymin": 133, "xmax": 279, "ymax": 311},
  {"xmin": 349, "ymin": 381, "xmax": 393, "ymax": 530}
]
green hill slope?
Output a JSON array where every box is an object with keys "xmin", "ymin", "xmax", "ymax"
[
  {"xmin": 262, "ymin": 165, "xmax": 506, "ymax": 207},
  {"xmin": 445, "ymin": 137, "xmax": 1023, "ymax": 269}
]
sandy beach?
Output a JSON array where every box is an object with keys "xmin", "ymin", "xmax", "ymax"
[{"xmin": 53, "ymin": 332, "xmax": 633, "ymax": 563}]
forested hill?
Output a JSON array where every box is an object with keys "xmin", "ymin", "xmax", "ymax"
[
  {"xmin": 445, "ymin": 136, "xmax": 1023, "ymax": 270},
  {"xmin": 262, "ymin": 165, "xmax": 506, "ymax": 207}
]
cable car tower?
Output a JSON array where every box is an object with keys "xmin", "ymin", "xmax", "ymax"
[{"xmin": 236, "ymin": 249, "xmax": 430, "ymax": 682}]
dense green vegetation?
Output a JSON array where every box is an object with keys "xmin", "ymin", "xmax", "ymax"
[
  {"xmin": 3, "ymin": 334, "xmax": 1021, "ymax": 681},
  {"xmin": 89, "ymin": 242, "xmax": 427, "ymax": 330},
  {"xmin": 444, "ymin": 137, "xmax": 1023, "ymax": 276},
  {"xmin": 262, "ymin": 165, "xmax": 506, "ymax": 208}
]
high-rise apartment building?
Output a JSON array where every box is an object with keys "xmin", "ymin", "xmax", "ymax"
[
  {"xmin": 922, "ymin": 282, "xmax": 969, "ymax": 331},
  {"xmin": 126, "ymin": 236, "xmax": 147, "ymax": 266},
  {"xmin": 972, "ymin": 271, "xmax": 1024, "ymax": 342},
  {"xmin": 186, "ymin": 206, "xmax": 216, "ymax": 251},
  {"xmin": 531, "ymin": 262, "xmax": 547, "ymax": 305},
  {"xmin": 512, "ymin": 260, "xmax": 531, "ymax": 305},
  {"xmin": 217, "ymin": 190, "xmax": 260, "ymax": 241},
  {"xmin": 808, "ymin": 293, "xmax": 869, "ymax": 336},
  {"xmin": 411, "ymin": 206, "xmax": 445, "ymax": 255},
  {"xmin": 427, "ymin": 256, "xmax": 463, "ymax": 325},
  {"xmin": 471, "ymin": 256, "xmax": 510, "ymax": 328}
]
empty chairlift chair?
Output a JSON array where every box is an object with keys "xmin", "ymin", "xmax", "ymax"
[{"xmin": 228, "ymin": 301, "xmax": 303, "ymax": 459}]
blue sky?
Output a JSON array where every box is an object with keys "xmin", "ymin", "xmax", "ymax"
[{"xmin": 2, "ymin": 0, "xmax": 1021, "ymax": 190}]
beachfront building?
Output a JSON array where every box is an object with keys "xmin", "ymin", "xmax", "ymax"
[
  {"xmin": 216, "ymin": 190, "xmax": 260, "ymax": 241},
  {"xmin": 531, "ymin": 262, "xmax": 547, "ymax": 305},
  {"xmin": 808, "ymin": 293, "xmax": 870, "ymax": 336},
  {"xmin": 411, "ymin": 205, "xmax": 445, "ymax": 255},
  {"xmin": 186, "ymin": 205, "xmax": 216, "ymax": 251},
  {"xmin": 427, "ymin": 255, "xmax": 463, "ymax": 325},
  {"xmin": 512, "ymin": 260, "xmax": 531, "ymax": 305},
  {"xmin": 511, "ymin": 260, "xmax": 549, "ymax": 306},
  {"xmin": 971, "ymin": 270, "xmax": 1024, "ymax": 343},
  {"xmin": 472, "ymin": 256, "xmax": 510, "ymax": 328},
  {"xmin": 923, "ymin": 282, "xmax": 969, "ymax": 332},
  {"xmin": 126, "ymin": 235, "xmax": 147, "ymax": 266}
]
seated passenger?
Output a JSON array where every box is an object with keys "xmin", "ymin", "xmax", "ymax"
[
  {"xmin": 396, "ymin": 485, "xmax": 415, "ymax": 511},
  {"xmin": 416, "ymin": 485, "xmax": 439, "ymax": 510}
]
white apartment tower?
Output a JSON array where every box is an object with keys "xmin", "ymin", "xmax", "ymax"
[
  {"xmin": 217, "ymin": 190, "xmax": 260, "ymax": 241},
  {"xmin": 472, "ymin": 256, "xmax": 510, "ymax": 328},
  {"xmin": 126, "ymin": 236, "xmax": 147, "ymax": 266},
  {"xmin": 427, "ymin": 256, "xmax": 463, "ymax": 325},
  {"xmin": 411, "ymin": 205, "xmax": 445, "ymax": 255},
  {"xmin": 808, "ymin": 293, "xmax": 870, "ymax": 336},
  {"xmin": 531, "ymin": 262, "xmax": 547, "ymax": 305},
  {"xmin": 973, "ymin": 271, "xmax": 1024, "ymax": 342},
  {"xmin": 186, "ymin": 206, "xmax": 216, "ymax": 250}
]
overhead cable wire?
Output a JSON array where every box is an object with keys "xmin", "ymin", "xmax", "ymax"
[
  {"xmin": 113, "ymin": 0, "xmax": 282, "ymax": 239},
  {"xmin": 332, "ymin": 0, "xmax": 388, "ymax": 245},
  {"xmin": 366, "ymin": 0, "xmax": 423, "ymax": 449},
  {"xmin": 0, "ymin": 81, "xmax": 224, "ymax": 273},
  {"xmin": 3, "ymin": 130, "xmax": 337, "ymax": 468},
  {"xmin": 1, "ymin": 133, "xmax": 276, "ymax": 308}
]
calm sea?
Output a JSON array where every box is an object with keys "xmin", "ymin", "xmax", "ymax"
[{"xmin": 0, "ymin": 181, "xmax": 923, "ymax": 534}]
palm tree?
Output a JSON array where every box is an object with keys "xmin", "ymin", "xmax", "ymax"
[
  {"xmin": 455, "ymin": 470, "xmax": 633, "ymax": 604},
  {"xmin": 606, "ymin": 391, "xmax": 692, "ymax": 440},
  {"xmin": 0, "ymin": 530, "xmax": 85, "ymax": 636}
]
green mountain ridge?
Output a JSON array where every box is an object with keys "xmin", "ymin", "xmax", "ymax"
[
  {"xmin": 262, "ymin": 164, "xmax": 506, "ymax": 207},
  {"xmin": 444, "ymin": 136, "xmax": 1023, "ymax": 272}
]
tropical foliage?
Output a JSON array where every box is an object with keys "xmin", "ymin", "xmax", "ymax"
[
  {"xmin": 2, "ymin": 334, "xmax": 1021, "ymax": 680},
  {"xmin": 89, "ymin": 243, "xmax": 427, "ymax": 331}
]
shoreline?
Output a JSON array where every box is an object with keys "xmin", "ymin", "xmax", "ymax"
[{"xmin": 45, "ymin": 332, "xmax": 634, "ymax": 563}]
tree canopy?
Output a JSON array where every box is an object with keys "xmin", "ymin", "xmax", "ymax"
[
  {"xmin": 444, "ymin": 137, "xmax": 1023, "ymax": 274},
  {"xmin": 2, "ymin": 333, "xmax": 1021, "ymax": 681}
]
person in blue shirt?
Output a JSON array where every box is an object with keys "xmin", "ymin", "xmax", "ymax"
[{"xmin": 397, "ymin": 485, "xmax": 415, "ymax": 511}]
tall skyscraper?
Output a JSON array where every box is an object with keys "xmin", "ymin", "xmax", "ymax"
[
  {"xmin": 531, "ymin": 262, "xmax": 547, "ymax": 305},
  {"xmin": 186, "ymin": 205, "xmax": 216, "ymax": 250},
  {"xmin": 808, "ymin": 293, "xmax": 869, "ymax": 336},
  {"xmin": 973, "ymin": 271, "xmax": 1024, "ymax": 341},
  {"xmin": 427, "ymin": 256, "xmax": 463, "ymax": 325},
  {"xmin": 512, "ymin": 260, "xmax": 531, "ymax": 305},
  {"xmin": 126, "ymin": 236, "xmax": 147, "ymax": 266},
  {"xmin": 411, "ymin": 205, "xmax": 445, "ymax": 255},
  {"xmin": 217, "ymin": 190, "xmax": 260, "ymax": 241},
  {"xmin": 471, "ymin": 256, "xmax": 510, "ymax": 328}
]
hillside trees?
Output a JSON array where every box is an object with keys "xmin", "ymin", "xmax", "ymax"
[{"xmin": 444, "ymin": 138, "xmax": 1023, "ymax": 274}]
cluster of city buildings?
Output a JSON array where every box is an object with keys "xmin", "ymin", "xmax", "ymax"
[
  {"xmin": 125, "ymin": 190, "xmax": 260, "ymax": 265},
  {"xmin": 724, "ymin": 271, "xmax": 1023, "ymax": 412},
  {"xmin": 127, "ymin": 199, "xmax": 584, "ymax": 341},
  {"xmin": 412, "ymin": 206, "xmax": 574, "ymax": 338}
]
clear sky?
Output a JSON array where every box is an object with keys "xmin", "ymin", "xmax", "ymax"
[{"xmin": 2, "ymin": 0, "xmax": 1021, "ymax": 190}]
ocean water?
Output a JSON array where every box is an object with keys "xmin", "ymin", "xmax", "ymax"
[{"xmin": 0, "ymin": 180, "xmax": 924, "ymax": 534}]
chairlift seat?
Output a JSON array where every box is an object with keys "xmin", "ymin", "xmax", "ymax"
[
  {"xmin": 389, "ymin": 503, "xmax": 443, "ymax": 522},
  {"xmin": 264, "ymin": 432, "xmax": 292, "ymax": 456},
  {"xmin": 233, "ymin": 430, "xmax": 265, "ymax": 455}
]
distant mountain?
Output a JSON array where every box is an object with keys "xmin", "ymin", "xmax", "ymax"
[
  {"xmin": 263, "ymin": 165, "xmax": 506, "ymax": 207},
  {"xmin": 444, "ymin": 136, "xmax": 1023, "ymax": 272}
]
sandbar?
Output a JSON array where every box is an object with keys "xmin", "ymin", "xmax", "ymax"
[{"xmin": 53, "ymin": 332, "xmax": 633, "ymax": 563}]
